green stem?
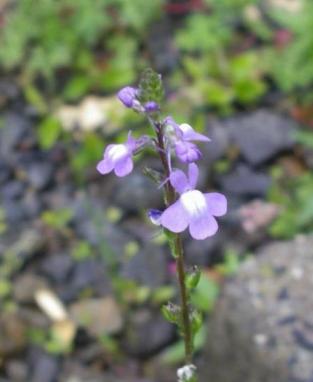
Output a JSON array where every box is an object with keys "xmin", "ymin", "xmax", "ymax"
[{"xmin": 155, "ymin": 123, "xmax": 193, "ymax": 364}]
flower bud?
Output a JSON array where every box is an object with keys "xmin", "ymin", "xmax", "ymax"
[
  {"xmin": 117, "ymin": 86, "xmax": 138, "ymax": 108},
  {"xmin": 185, "ymin": 266, "xmax": 201, "ymax": 290},
  {"xmin": 144, "ymin": 101, "xmax": 160, "ymax": 113},
  {"xmin": 161, "ymin": 302, "xmax": 181, "ymax": 324}
]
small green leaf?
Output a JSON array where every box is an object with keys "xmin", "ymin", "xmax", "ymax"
[
  {"xmin": 37, "ymin": 117, "xmax": 62, "ymax": 150},
  {"xmin": 161, "ymin": 302, "xmax": 181, "ymax": 324},
  {"xmin": 186, "ymin": 266, "xmax": 201, "ymax": 290}
]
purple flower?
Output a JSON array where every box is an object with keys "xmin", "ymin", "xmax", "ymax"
[
  {"xmin": 144, "ymin": 101, "xmax": 160, "ymax": 113},
  {"xmin": 160, "ymin": 163, "xmax": 227, "ymax": 240},
  {"xmin": 175, "ymin": 141, "xmax": 202, "ymax": 163},
  {"xmin": 117, "ymin": 86, "xmax": 138, "ymax": 108},
  {"xmin": 97, "ymin": 133, "xmax": 136, "ymax": 177},
  {"xmin": 164, "ymin": 117, "xmax": 210, "ymax": 163}
]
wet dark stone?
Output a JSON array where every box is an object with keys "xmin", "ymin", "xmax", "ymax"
[
  {"xmin": 218, "ymin": 164, "xmax": 271, "ymax": 197},
  {"xmin": 184, "ymin": 233, "xmax": 223, "ymax": 266},
  {"xmin": 0, "ymin": 112, "xmax": 32, "ymax": 157},
  {"xmin": 62, "ymin": 258, "xmax": 111, "ymax": 301},
  {"xmin": 113, "ymin": 171, "xmax": 162, "ymax": 212},
  {"xmin": 121, "ymin": 243, "xmax": 168, "ymax": 288},
  {"xmin": 293, "ymin": 328, "xmax": 313, "ymax": 352},
  {"xmin": 40, "ymin": 253, "xmax": 73, "ymax": 284},
  {"xmin": 5, "ymin": 359, "xmax": 28, "ymax": 382},
  {"xmin": 227, "ymin": 110, "xmax": 297, "ymax": 166},
  {"xmin": 123, "ymin": 309, "xmax": 175, "ymax": 358},
  {"xmin": 22, "ymin": 191, "xmax": 43, "ymax": 218},
  {"xmin": 148, "ymin": 19, "xmax": 178, "ymax": 73},
  {"xmin": 1, "ymin": 180, "xmax": 25, "ymax": 200},
  {"xmin": 26, "ymin": 162, "xmax": 54, "ymax": 190},
  {"xmin": 3, "ymin": 199, "xmax": 27, "ymax": 224},
  {"xmin": 29, "ymin": 349, "xmax": 60, "ymax": 382},
  {"xmin": 203, "ymin": 119, "xmax": 231, "ymax": 163},
  {"xmin": 0, "ymin": 161, "xmax": 11, "ymax": 185}
]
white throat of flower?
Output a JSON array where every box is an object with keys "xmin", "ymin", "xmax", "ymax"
[
  {"xmin": 177, "ymin": 364, "xmax": 197, "ymax": 382},
  {"xmin": 108, "ymin": 144, "xmax": 128, "ymax": 162},
  {"xmin": 180, "ymin": 190, "xmax": 206, "ymax": 217}
]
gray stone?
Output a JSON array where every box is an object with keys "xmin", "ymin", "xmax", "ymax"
[
  {"xmin": 29, "ymin": 350, "xmax": 60, "ymax": 382},
  {"xmin": 113, "ymin": 170, "xmax": 162, "ymax": 212},
  {"xmin": 203, "ymin": 118, "xmax": 231, "ymax": 162},
  {"xmin": 1, "ymin": 180, "xmax": 26, "ymax": 200},
  {"xmin": 121, "ymin": 243, "xmax": 168, "ymax": 288},
  {"xmin": 218, "ymin": 163, "xmax": 271, "ymax": 197},
  {"xmin": 40, "ymin": 253, "xmax": 73, "ymax": 284},
  {"xmin": 26, "ymin": 162, "xmax": 54, "ymax": 190},
  {"xmin": 199, "ymin": 235, "xmax": 313, "ymax": 382},
  {"xmin": 123, "ymin": 309, "xmax": 174, "ymax": 357},
  {"xmin": 0, "ymin": 112, "xmax": 31, "ymax": 157},
  {"xmin": 227, "ymin": 109, "xmax": 297, "ymax": 166}
]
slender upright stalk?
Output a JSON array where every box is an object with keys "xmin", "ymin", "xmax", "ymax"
[{"xmin": 154, "ymin": 121, "xmax": 193, "ymax": 364}]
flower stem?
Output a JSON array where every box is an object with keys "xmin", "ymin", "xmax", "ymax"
[{"xmin": 154, "ymin": 122, "xmax": 193, "ymax": 364}]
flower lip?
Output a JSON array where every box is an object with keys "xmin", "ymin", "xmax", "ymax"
[
  {"xmin": 97, "ymin": 132, "xmax": 138, "ymax": 177},
  {"xmin": 160, "ymin": 164, "xmax": 227, "ymax": 240}
]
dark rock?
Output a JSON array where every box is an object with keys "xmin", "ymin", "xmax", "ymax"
[
  {"xmin": 121, "ymin": 243, "xmax": 168, "ymax": 288},
  {"xmin": 5, "ymin": 359, "xmax": 28, "ymax": 381},
  {"xmin": 73, "ymin": 194, "xmax": 133, "ymax": 262},
  {"xmin": 0, "ymin": 228, "xmax": 45, "ymax": 266},
  {"xmin": 26, "ymin": 162, "xmax": 54, "ymax": 191},
  {"xmin": 227, "ymin": 109, "xmax": 297, "ymax": 166},
  {"xmin": 199, "ymin": 235, "xmax": 313, "ymax": 382},
  {"xmin": 218, "ymin": 163, "xmax": 271, "ymax": 197},
  {"xmin": 1, "ymin": 180, "xmax": 26, "ymax": 200},
  {"xmin": 2, "ymin": 199, "xmax": 27, "ymax": 224},
  {"xmin": 29, "ymin": 350, "xmax": 60, "ymax": 382},
  {"xmin": 184, "ymin": 234, "xmax": 223, "ymax": 266},
  {"xmin": 203, "ymin": 118, "xmax": 231, "ymax": 163},
  {"xmin": 40, "ymin": 253, "xmax": 73, "ymax": 284},
  {"xmin": 113, "ymin": 171, "xmax": 162, "ymax": 212},
  {"xmin": 0, "ymin": 161, "xmax": 11, "ymax": 185},
  {"xmin": 22, "ymin": 191, "xmax": 43, "ymax": 218},
  {"xmin": 148, "ymin": 19, "xmax": 178, "ymax": 73},
  {"xmin": 0, "ymin": 112, "xmax": 31, "ymax": 157},
  {"xmin": 63, "ymin": 258, "xmax": 111, "ymax": 301},
  {"xmin": 123, "ymin": 309, "xmax": 175, "ymax": 357},
  {"xmin": 0, "ymin": 79, "xmax": 19, "ymax": 101}
]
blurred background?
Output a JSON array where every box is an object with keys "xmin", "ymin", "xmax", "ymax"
[{"xmin": 0, "ymin": 0, "xmax": 313, "ymax": 381}]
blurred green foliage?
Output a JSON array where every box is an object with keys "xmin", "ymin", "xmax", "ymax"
[
  {"xmin": 268, "ymin": 1, "xmax": 313, "ymax": 100},
  {"xmin": 0, "ymin": 0, "xmax": 164, "ymax": 93}
]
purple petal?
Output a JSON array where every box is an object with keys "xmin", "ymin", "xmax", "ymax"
[
  {"xmin": 126, "ymin": 131, "xmax": 136, "ymax": 151},
  {"xmin": 160, "ymin": 200, "xmax": 189, "ymax": 233},
  {"xmin": 170, "ymin": 169, "xmax": 190, "ymax": 194},
  {"xmin": 97, "ymin": 158, "xmax": 114, "ymax": 175},
  {"xmin": 175, "ymin": 141, "xmax": 202, "ymax": 163},
  {"xmin": 205, "ymin": 193, "xmax": 227, "ymax": 216},
  {"xmin": 188, "ymin": 163, "xmax": 199, "ymax": 189},
  {"xmin": 114, "ymin": 156, "xmax": 133, "ymax": 177},
  {"xmin": 117, "ymin": 86, "xmax": 137, "ymax": 108},
  {"xmin": 189, "ymin": 214, "xmax": 218, "ymax": 240},
  {"xmin": 179, "ymin": 123, "xmax": 211, "ymax": 142}
]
